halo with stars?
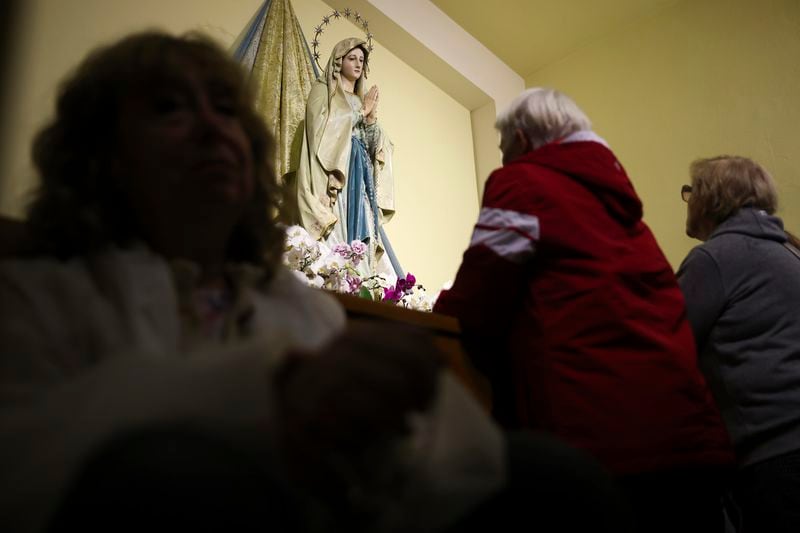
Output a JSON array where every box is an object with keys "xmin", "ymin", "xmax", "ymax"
[{"xmin": 310, "ymin": 8, "xmax": 375, "ymax": 73}]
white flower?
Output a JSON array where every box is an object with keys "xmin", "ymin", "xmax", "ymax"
[
  {"xmin": 285, "ymin": 225, "xmax": 310, "ymax": 241},
  {"xmin": 316, "ymin": 252, "xmax": 348, "ymax": 275},
  {"xmin": 401, "ymin": 286, "xmax": 434, "ymax": 312},
  {"xmin": 284, "ymin": 247, "xmax": 306, "ymax": 270},
  {"xmin": 283, "ymin": 226, "xmax": 326, "ymax": 273},
  {"xmin": 321, "ymin": 268, "xmax": 346, "ymax": 292},
  {"xmin": 282, "ymin": 226, "xmax": 433, "ymax": 310}
]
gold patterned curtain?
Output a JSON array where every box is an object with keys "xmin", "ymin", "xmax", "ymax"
[{"xmin": 232, "ymin": 0, "xmax": 317, "ymax": 185}]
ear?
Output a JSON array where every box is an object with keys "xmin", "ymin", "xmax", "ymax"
[{"xmin": 515, "ymin": 128, "xmax": 530, "ymax": 153}]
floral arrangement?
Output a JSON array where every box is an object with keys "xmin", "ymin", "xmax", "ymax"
[{"xmin": 283, "ymin": 225, "xmax": 436, "ymax": 312}]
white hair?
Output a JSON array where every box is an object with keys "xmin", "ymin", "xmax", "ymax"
[{"xmin": 495, "ymin": 88, "xmax": 592, "ymax": 153}]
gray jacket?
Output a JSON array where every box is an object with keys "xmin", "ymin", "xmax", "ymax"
[{"xmin": 677, "ymin": 207, "xmax": 800, "ymax": 466}]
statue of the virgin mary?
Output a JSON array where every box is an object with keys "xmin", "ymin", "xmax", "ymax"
[{"xmin": 283, "ymin": 37, "xmax": 401, "ymax": 278}]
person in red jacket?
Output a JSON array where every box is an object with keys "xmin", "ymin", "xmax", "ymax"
[{"xmin": 434, "ymin": 88, "xmax": 734, "ymax": 533}]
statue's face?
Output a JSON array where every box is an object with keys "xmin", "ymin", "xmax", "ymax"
[{"xmin": 340, "ymin": 47, "xmax": 365, "ymax": 84}]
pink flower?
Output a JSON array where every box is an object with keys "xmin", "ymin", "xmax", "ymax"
[
  {"xmin": 346, "ymin": 275, "xmax": 362, "ymax": 294},
  {"xmin": 332, "ymin": 243, "xmax": 350, "ymax": 257},
  {"xmin": 383, "ymin": 286, "xmax": 401, "ymax": 302},
  {"xmin": 350, "ymin": 240, "xmax": 367, "ymax": 257},
  {"xmin": 395, "ymin": 273, "xmax": 416, "ymax": 292}
]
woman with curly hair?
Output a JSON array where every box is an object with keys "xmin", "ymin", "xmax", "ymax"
[{"xmin": 0, "ymin": 29, "xmax": 345, "ymax": 532}]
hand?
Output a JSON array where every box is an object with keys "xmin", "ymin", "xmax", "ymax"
[
  {"xmin": 327, "ymin": 171, "xmax": 344, "ymax": 205},
  {"xmin": 275, "ymin": 321, "xmax": 442, "ymax": 489},
  {"xmin": 362, "ymin": 85, "xmax": 379, "ymax": 122}
]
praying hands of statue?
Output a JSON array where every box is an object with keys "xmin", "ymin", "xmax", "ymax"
[{"xmin": 363, "ymin": 85, "xmax": 379, "ymax": 124}]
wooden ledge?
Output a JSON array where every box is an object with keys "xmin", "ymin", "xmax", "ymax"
[{"xmin": 331, "ymin": 292, "xmax": 459, "ymax": 335}]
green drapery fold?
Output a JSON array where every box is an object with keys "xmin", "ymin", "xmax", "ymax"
[{"xmin": 234, "ymin": 0, "xmax": 317, "ymax": 185}]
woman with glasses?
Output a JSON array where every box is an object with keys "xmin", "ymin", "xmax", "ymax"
[{"xmin": 677, "ymin": 156, "xmax": 800, "ymax": 533}]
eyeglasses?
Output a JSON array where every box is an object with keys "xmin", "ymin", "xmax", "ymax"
[{"xmin": 681, "ymin": 185, "xmax": 692, "ymax": 203}]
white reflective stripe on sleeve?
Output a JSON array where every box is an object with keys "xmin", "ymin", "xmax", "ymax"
[
  {"xmin": 470, "ymin": 228, "xmax": 536, "ymax": 263},
  {"xmin": 469, "ymin": 208, "xmax": 540, "ymax": 263},
  {"xmin": 476, "ymin": 207, "xmax": 540, "ymax": 241}
]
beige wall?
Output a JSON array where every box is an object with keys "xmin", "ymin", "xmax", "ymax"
[
  {"xmin": 0, "ymin": 0, "xmax": 479, "ymax": 291},
  {"xmin": 526, "ymin": 0, "xmax": 800, "ymax": 269},
  {"xmin": 470, "ymin": 100, "xmax": 502, "ymax": 203}
]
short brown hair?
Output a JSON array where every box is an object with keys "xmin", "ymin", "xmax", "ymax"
[
  {"xmin": 689, "ymin": 155, "xmax": 778, "ymax": 226},
  {"xmin": 27, "ymin": 31, "xmax": 283, "ymax": 279}
]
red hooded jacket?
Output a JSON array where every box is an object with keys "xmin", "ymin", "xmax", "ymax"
[{"xmin": 435, "ymin": 134, "xmax": 733, "ymax": 475}]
